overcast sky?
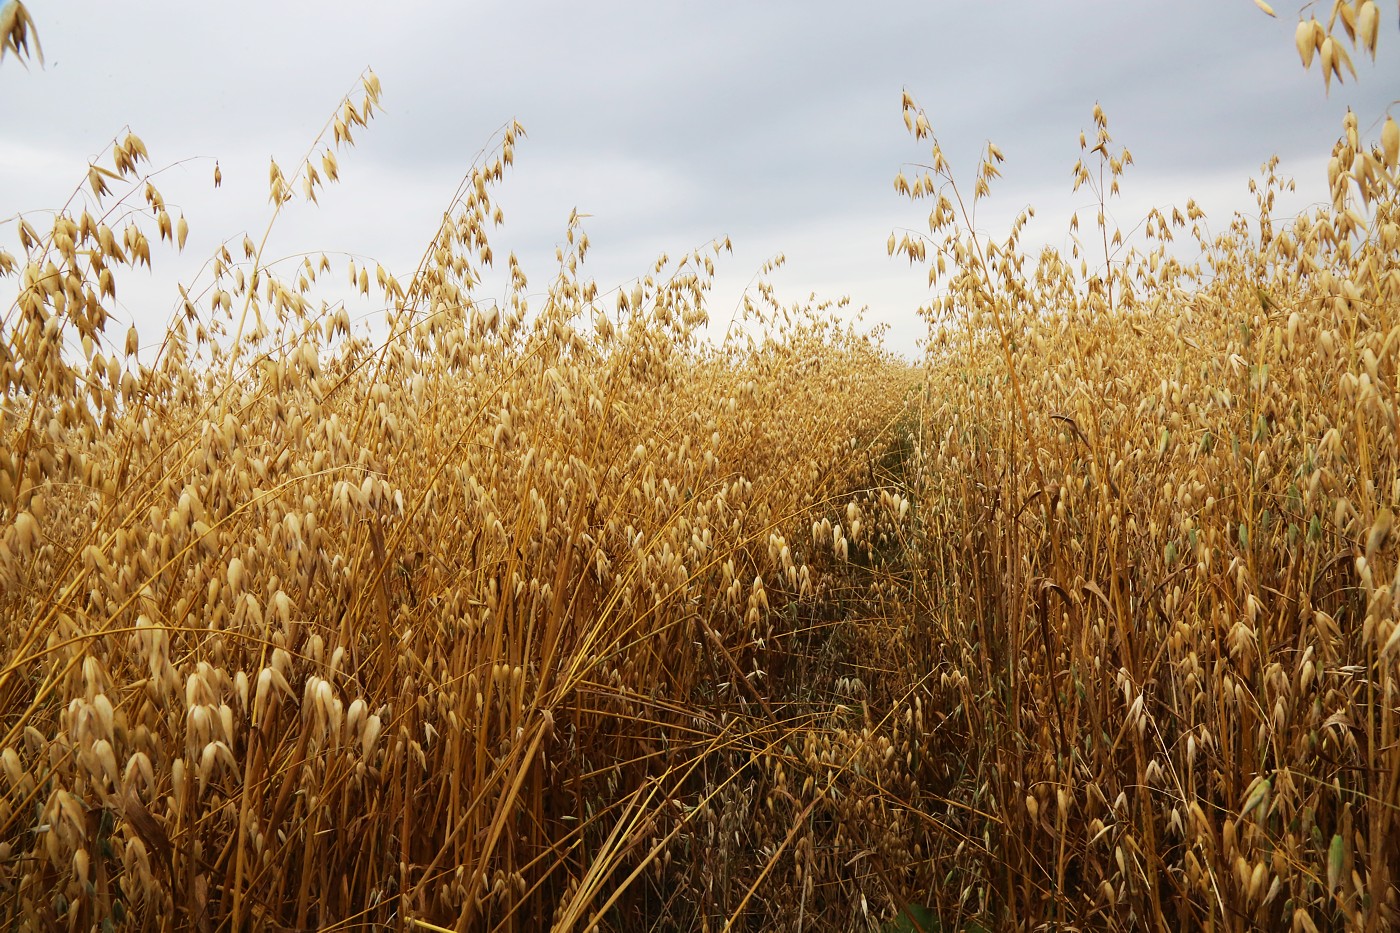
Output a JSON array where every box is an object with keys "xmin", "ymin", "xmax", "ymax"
[{"xmin": 3, "ymin": 1, "xmax": 1398, "ymax": 355}]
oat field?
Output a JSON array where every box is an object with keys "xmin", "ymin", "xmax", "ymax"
[{"xmin": 3, "ymin": 5, "xmax": 1400, "ymax": 931}]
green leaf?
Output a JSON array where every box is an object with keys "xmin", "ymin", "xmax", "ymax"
[{"xmin": 882, "ymin": 904, "xmax": 940, "ymax": 933}]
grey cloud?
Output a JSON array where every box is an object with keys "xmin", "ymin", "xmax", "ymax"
[{"xmin": 4, "ymin": 0, "xmax": 1399, "ymax": 357}]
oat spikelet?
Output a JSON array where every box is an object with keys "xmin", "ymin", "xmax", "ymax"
[{"xmin": 0, "ymin": 0, "xmax": 43, "ymax": 66}]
